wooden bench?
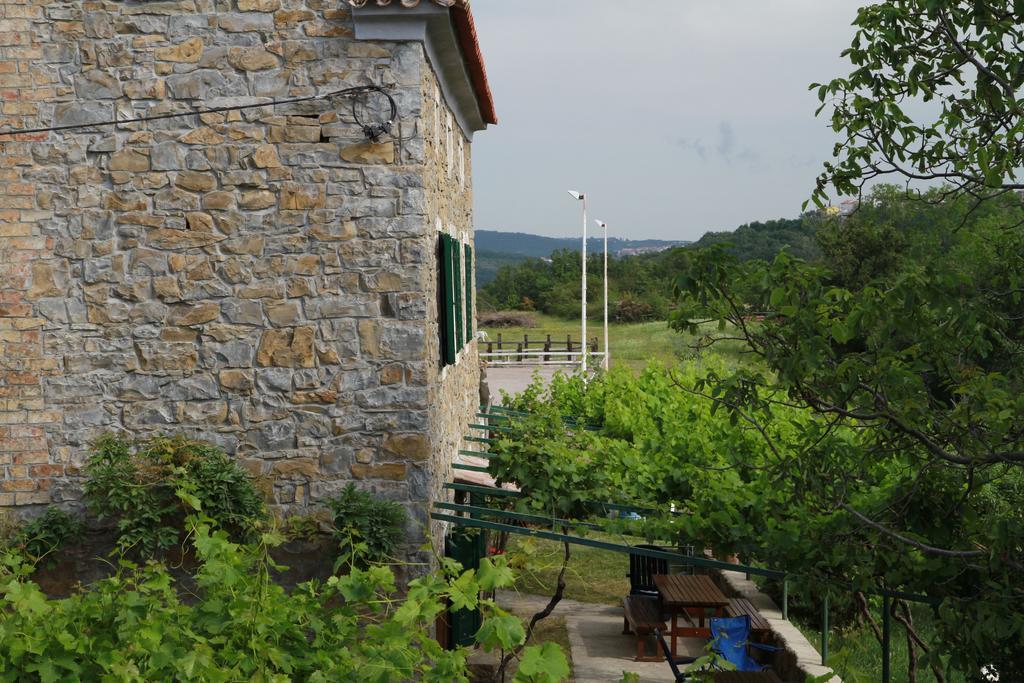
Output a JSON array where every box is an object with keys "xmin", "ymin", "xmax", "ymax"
[
  {"xmin": 622, "ymin": 595, "xmax": 668, "ymax": 662},
  {"xmin": 725, "ymin": 598, "xmax": 771, "ymax": 638}
]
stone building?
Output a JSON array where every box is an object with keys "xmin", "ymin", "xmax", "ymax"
[{"xmin": 0, "ymin": 0, "xmax": 496, "ymax": 548}]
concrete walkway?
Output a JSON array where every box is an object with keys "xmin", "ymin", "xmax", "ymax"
[
  {"xmin": 497, "ymin": 590, "xmax": 699, "ymax": 683},
  {"xmin": 486, "ymin": 365, "xmax": 566, "ymax": 404}
]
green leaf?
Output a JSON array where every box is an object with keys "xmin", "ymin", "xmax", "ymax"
[
  {"xmin": 515, "ymin": 642, "xmax": 570, "ymax": 682},
  {"xmin": 475, "ymin": 614, "xmax": 525, "ymax": 651},
  {"xmin": 476, "ymin": 557, "xmax": 515, "ymax": 592},
  {"xmin": 447, "ymin": 571, "xmax": 479, "ymax": 613}
]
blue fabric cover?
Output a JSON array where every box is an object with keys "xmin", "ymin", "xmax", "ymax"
[{"xmin": 709, "ymin": 615, "xmax": 767, "ymax": 672}]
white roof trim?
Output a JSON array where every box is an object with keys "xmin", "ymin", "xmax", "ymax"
[
  {"xmin": 351, "ymin": 2, "xmax": 487, "ymax": 139},
  {"xmin": 348, "ymin": 0, "xmax": 456, "ymax": 8}
]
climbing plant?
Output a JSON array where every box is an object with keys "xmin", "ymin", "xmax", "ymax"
[
  {"xmin": 0, "ymin": 494, "xmax": 570, "ymax": 682},
  {"xmin": 490, "ymin": 354, "xmax": 1023, "ymax": 678}
]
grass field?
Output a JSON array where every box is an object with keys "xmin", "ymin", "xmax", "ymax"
[
  {"xmin": 505, "ymin": 534, "xmax": 631, "ymax": 606},
  {"xmin": 795, "ymin": 615, "xmax": 966, "ymax": 683},
  {"xmin": 481, "ymin": 313, "xmax": 747, "ymax": 372}
]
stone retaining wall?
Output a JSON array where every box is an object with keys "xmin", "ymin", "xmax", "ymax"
[{"xmin": 716, "ymin": 570, "xmax": 841, "ymax": 683}]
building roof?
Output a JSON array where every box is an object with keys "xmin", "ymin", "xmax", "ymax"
[
  {"xmin": 347, "ymin": 0, "xmax": 496, "ymax": 127},
  {"xmin": 348, "ymin": 0, "xmax": 457, "ymax": 5}
]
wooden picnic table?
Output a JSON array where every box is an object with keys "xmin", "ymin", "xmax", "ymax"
[
  {"xmin": 653, "ymin": 574, "xmax": 730, "ymax": 657},
  {"xmin": 726, "ymin": 598, "xmax": 772, "ymax": 639},
  {"xmin": 712, "ymin": 672, "xmax": 783, "ymax": 682}
]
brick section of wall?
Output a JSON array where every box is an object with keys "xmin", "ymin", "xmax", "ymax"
[{"xmin": 0, "ymin": 0, "xmax": 63, "ymax": 507}]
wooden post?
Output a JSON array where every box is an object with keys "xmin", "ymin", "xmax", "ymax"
[
  {"xmin": 782, "ymin": 579, "xmax": 788, "ymax": 620},
  {"xmin": 516, "ymin": 342, "xmax": 522, "ymax": 363},
  {"xmin": 544, "ymin": 335, "xmax": 551, "ymax": 362},
  {"xmin": 497, "ymin": 333, "xmax": 502, "ymax": 353}
]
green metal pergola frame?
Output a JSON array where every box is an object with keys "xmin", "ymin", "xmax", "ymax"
[
  {"xmin": 458, "ymin": 408, "xmax": 943, "ymax": 681},
  {"xmin": 430, "ymin": 491, "xmax": 937, "ymax": 683}
]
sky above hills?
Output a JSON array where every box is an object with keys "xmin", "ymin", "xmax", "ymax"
[{"xmin": 469, "ymin": 0, "xmax": 864, "ymax": 242}]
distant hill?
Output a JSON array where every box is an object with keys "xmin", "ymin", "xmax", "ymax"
[
  {"xmin": 475, "ymin": 230, "xmax": 687, "ymax": 259},
  {"xmin": 687, "ymin": 217, "xmax": 820, "ymax": 262},
  {"xmin": 477, "ymin": 215, "xmax": 826, "ymax": 318},
  {"xmin": 474, "ymin": 231, "xmax": 688, "ymax": 285}
]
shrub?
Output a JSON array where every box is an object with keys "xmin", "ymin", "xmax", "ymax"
[
  {"xmin": 614, "ymin": 296, "xmax": 655, "ymax": 323},
  {"xmin": 0, "ymin": 512, "xmax": 569, "ymax": 682},
  {"xmin": 83, "ymin": 434, "xmax": 265, "ymax": 556},
  {"xmin": 16, "ymin": 508, "xmax": 84, "ymax": 562},
  {"xmin": 480, "ymin": 310, "xmax": 537, "ymax": 328},
  {"xmin": 327, "ymin": 483, "xmax": 407, "ymax": 567}
]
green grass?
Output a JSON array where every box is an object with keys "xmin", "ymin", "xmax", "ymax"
[
  {"xmin": 481, "ymin": 313, "xmax": 747, "ymax": 372},
  {"xmin": 504, "ymin": 533, "xmax": 634, "ymax": 606},
  {"xmin": 795, "ymin": 611, "xmax": 966, "ymax": 683}
]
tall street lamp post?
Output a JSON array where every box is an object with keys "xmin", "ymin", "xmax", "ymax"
[
  {"xmin": 595, "ymin": 220, "xmax": 609, "ymax": 370},
  {"xmin": 568, "ymin": 191, "xmax": 587, "ymax": 375}
]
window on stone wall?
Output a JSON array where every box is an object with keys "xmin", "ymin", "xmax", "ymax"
[
  {"xmin": 439, "ymin": 232, "xmax": 458, "ymax": 366},
  {"xmin": 453, "ymin": 236, "xmax": 464, "ymax": 346},
  {"xmin": 446, "ymin": 113, "xmax": 454, "ymax": 179},
  {"xmin": 438, "ymin": 232, "xmax": 454, "ymax": 366},
  {"xmin": 458, "ymin": 136, "xmax": 466, "ymax": 189},
  {"xmin": 438, "ymin": 232, "xmax": 475, "ymax": 367},
  {"xmin": 464, "ymin": 242, "xmax": 474, "ymax": 344},
  {"xmin": 433, "ymin": 85, "xmax": 441, "ymax": 150}
]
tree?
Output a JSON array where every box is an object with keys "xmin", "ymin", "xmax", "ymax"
[
  {"xmin": 812, "ymin": 0, "xmax": 1024, "ymax": 209},
  {"xmin": 672, "ymin": 187, "xmax": 1024, "ymax": 676}
]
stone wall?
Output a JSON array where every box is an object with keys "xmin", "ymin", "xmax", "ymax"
[
  {"xmin": 0, "ymin": 0, "xmax": 481, "ymax": 556},
  {"xmin": 420, "ymin": 63, "xmax": 478, "ymax": 554}
]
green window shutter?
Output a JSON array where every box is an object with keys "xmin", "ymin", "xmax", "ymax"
[
  {"xmin": 441, "ymin": 233, "xmax": 457, "ymax": 365},
  {"xmin": 453, "ymin": 238, "xmax": 464, "ymax": 350},
  {"xmin": 465, "ymin": 244, "xmax": 474, "ymax": 342}
]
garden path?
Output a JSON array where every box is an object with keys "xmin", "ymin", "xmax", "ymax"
[{"xmin": 497, "ymin": 590, "xmax": 694, "ymax": 683}]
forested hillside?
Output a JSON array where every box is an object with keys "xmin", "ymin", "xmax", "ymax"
[
  {"xmin": 478, "ymin": 212, "xmax": 823, "ymax": 319},
  {"xmin": 686, "ymin": 216, "xmax": 821, "ymax": 262},
  {"xmin": 475, "ymin": 230, "xmax": 684, "ymax": 259}
]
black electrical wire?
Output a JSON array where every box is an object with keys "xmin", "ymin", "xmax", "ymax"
[{"xmin": 0, "ymin": 84, "xmax": 397, "ymax": 140}]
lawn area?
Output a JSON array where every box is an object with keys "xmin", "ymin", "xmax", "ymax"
[
  {"xmin": 481, "ymin": 313, "xmax": 746, "ymax": 372},
  {"xmin": 795, "ymin": 613, "xmax": 966, "ymax": 683},
  {"xmin": 504, "ymin": 533, "xmax": 632, "ymax": 606}
]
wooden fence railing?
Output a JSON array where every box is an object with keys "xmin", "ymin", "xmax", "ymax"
[{"xmin": 479, "ymin": 333, "xmax": 600, "ymax": 365}]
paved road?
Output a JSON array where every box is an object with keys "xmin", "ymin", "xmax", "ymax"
[{"xmin": 484, "ymin": 365, "xmax": 567, "ymax": 404}]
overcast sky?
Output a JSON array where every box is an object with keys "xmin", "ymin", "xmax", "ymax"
[{"xmin": 469, "ymin": 0, "xmax": 865, "ymax": 242}]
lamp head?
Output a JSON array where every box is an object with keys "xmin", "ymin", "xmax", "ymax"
[
  {"xmin": 567, "ymin": 190, "xmax": 584, "ymax": 201},
  {"xmin": 595, "ymin": 220, "xmax": 607, "ymax": 229}
]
